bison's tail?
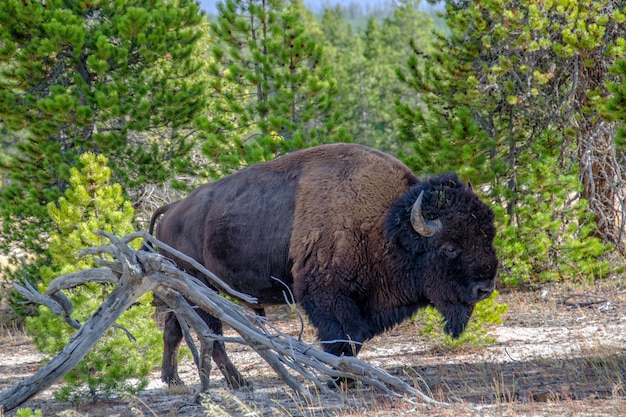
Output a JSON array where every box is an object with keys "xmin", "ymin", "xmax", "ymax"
[{"xmin": 145, "ymin": 201, "xmax": 179, "ymax": 250}]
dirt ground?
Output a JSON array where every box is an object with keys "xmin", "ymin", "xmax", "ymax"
[{"xmin": 1, "ymin": 279, "xmax": 625, "ymax": 417}]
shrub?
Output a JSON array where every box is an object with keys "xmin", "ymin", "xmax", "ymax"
[
  {"xmin": 413, "ymin": 291, "xmax": 508, "ymax": 349},
  {"xmin": 25, "ymin": 153, "xmax": 161, "ymax": 402},
  {"xmin": 493, "ymin": 161, "xmax": 613, "ymax": 287},
  {"xmin": 15, "ymin": 408, "xmax": 43, "ymax": 417}
]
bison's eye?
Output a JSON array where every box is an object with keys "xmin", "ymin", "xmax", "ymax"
[{"xmin": 442, "ymin": 244, "xmax": 458, "ymax": 259}]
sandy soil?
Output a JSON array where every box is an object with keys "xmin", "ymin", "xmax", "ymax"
[{"xmin": 1, "ymin": 281, "xmax": 625, "ymax": 416}]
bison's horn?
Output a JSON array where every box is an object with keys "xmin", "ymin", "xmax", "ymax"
[{"xmin": 410, "ymin": 190, "xmax": 442, "ymax": 237}]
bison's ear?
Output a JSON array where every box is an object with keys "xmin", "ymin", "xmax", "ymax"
[{"xmin": 467, "ymin": 181, "xmax": 473, "ymax": 191}]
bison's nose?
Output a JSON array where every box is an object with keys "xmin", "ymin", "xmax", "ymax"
[{"xmin": 472, "ymin": 280, "xmax": 495, "ymax": 302}]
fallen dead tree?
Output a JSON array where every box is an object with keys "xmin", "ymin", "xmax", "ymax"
[{"xmin": 0, "ymin": 231, "xmax": 445, "ymax": 412}]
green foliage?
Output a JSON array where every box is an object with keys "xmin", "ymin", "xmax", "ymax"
[
  {"xmin": 321, "ymin": 2, "xmax": 438, "ymax": 152},
  {"xmin": 605, "ymin": 55, "xmax": 626, "ymax": 148},
  {"xmin": 25, "ymin": 153, "xmax": 161, "ymax": 401},
  {"xmin": 397, "ymin": 0, "xmax": 619, "ymax": 286},
  {"xmin": 495, "ymin": 167, "xmax": 612, "ymax": 286},
  {"xmin": 0, "ymin": 0, "xmax": 207, "ymax": 292},
  {"xmin": 201, "ymin": 0, "xmax": 349, "ymax": 177},
  {"xmin": 0, "ymin": 0, "xmax": 206, "ymax": 189},
  {"xmin": 15, "ymin": 408, "xmax": 43, "ymax": 417},
  {"xmin": 414, "ymin": 291, "xmax": 508, "ymax": 349}
]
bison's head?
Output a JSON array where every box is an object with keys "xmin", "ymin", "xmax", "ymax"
[{"xmin": 386, "ymin": 173, "xmax": 498, "ymax": 338}]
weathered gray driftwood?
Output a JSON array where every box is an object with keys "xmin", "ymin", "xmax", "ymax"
[{"xmin": 0, "ymin": 231, "xmax": 444, "ymax": 412}]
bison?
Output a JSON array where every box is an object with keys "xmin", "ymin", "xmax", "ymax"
[{"xmin": 149, "ymin": 143, "xmax": 498, "ymax": 390}]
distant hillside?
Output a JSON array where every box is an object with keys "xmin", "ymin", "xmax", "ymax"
[
  {"xmin": 198, "ymin": 0, "xmax": 442, "ymax": 16},
  {"xmin": 199, "ymin": 0, "xmax": 446, "ymax": 35},
  {"xmin": 304, "ymin": 0, "xmax": 396, "ymax": 14}
]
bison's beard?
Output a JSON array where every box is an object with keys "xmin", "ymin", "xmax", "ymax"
[{"xmin": 435, "ymin": 302, "xmax": 475, "ymax": 338}]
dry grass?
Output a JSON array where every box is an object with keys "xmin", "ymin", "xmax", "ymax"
[{"xmin": 1, "ymin": 278, "xmax": 625, "ymax": 416}]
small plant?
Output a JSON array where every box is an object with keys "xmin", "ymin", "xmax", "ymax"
[
  {"xmin": 25, "ymin": 152, "xmax": 162, "ymax": 402},
  {"xmin": 14, "ymin": 408, "xmax": 43, "ymax": 417},
  {"xmin": 414, "ymin": 291, "xmax": 508, "ymax": 349}
]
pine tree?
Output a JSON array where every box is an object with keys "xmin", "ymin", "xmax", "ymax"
[
  {"xmin": 320, "ymin": 1, "xmax": 438, "ymax": 151},
  {"xmin": 201, "ymin": 0, "xmax": 349, "ymax": 177},
  {"xmin": 357, "ymin": 7, "xmax": 418, "ymax": 151},
  {"xmin": 0, "ymin": 0, "xmax": 207, "ymax": 286},
  {"xmin": 397, "ymin": 0, "xmax": 619, "ymax": 285},
  {"xmin": 320, "ymin": 7, "xmax": 367, "ymax": 142},
  {"xmin": 26, "ymin": 152, "xmax": 161, "ymax": 401}
]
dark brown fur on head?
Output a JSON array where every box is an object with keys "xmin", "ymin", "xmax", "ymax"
[{"xmin": 385, "ymin": 172, "xmax": 498, "ymax": 337}]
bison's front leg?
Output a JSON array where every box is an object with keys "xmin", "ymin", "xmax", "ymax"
[
  {"xmin": 301, "ymin": 293, "xmax": 366, "ymax": 355},
  {"xmin": 300, "ymin": 293, "xmax": 365, "ymax": 388}
]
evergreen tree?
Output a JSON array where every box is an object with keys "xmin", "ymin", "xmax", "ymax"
[
  {"xmin": 26, "ymin": 153, "xmax": 161, "ymax": 401},
  {"xmin": 360, "ymin": 16, "xmax": 392, "ymax": 147},
  {"xmin": 320, "ymin": 7, "xmax": 368, "ymax": 142},
  {"xmin": 0, "ymin": 0, "xmax": 207, "ymax": 286},
  {"xmin": 398, "ymin": 0, "xmax": 619, "ymax": 285},
  {"xmin": 202, "ymin": 0, "xmax": 349, "ymax": 177},
  {"xmin": 320, "ymin": 1, "xmax": 437, "ymax": 151}
]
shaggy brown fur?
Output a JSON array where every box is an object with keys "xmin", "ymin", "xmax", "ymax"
[{"xmin": 150, "ymin": 143, "xmax": 498, "ymax": 390}]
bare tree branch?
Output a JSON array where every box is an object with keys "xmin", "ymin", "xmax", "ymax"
[{"xmin": 139, "ymin": 231, "xmax": 258, "ymax": 304}]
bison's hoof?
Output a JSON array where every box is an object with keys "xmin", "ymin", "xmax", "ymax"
[
  {"xmin": 161, "ymin": 376, "xmax": 185, "ymax": 389},
  {"xmin": 326, "ymin": 376, "xmax": 358, "ymax": 390},
  {"xmin": 162, "ymin": 376, "xmax": 184, "ymax": 386},
  {"xmin": 234, "ymin": 383, "xmax": 255, "ymax": 400},
  {"xmin": 228, "ymin": 377, "xmax": 252, "ymax": 392}
]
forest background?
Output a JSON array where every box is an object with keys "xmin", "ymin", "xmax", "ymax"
[{"xmin": 1, "ymin": 0, "xmax": 626, "ymax": 403}]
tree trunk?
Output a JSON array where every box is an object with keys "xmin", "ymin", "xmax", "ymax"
[
  {"xmin": 578, "ymin": 120, "xmax": 622, "ymax": 245},
  {"xmin": 575, "ymin": 48, "xmax": 624, "ymax": 249}
]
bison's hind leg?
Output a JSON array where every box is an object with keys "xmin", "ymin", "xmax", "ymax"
[
  {"xmin": 197, "ymin": 310, "xmax": 251, "ymax": 390},
  {"xmin": 161, "ymin": 311, "xmax": 185, "ymax": 386},
  {"xmin": 212, "ymin": 340, "xmax": 251, "ymax": 390},
  {"xmin": 327, "ymin": 376, "xmax": 359, "ymax": 389}
]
